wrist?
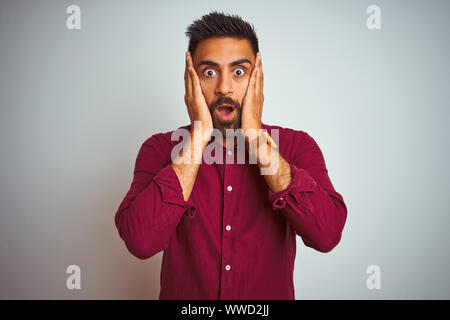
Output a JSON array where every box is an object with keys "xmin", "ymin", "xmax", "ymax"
[
  {"xmin": 246, "ymin": 132, "xmax": 271, "ymax": 163},
  {"xmin": 190, "ymin": 120, "xmax": 213, "ymax": 145}
]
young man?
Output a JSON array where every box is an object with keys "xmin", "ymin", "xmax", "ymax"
[{"xmin": 115, "ymin": 11, "xmax": 347, "ymax": 300}]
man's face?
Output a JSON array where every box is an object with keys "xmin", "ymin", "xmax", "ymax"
[{"xmin": 192, "ymin": 37, "xmax": 256, "ymax": 135}]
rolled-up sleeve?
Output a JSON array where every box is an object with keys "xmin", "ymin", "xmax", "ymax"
[
  {"xmin": 268, "ymin": 131, "xmax": 347, "ymax": 253},
  {"xmin": 115, "ymin": 134, "xmax": 196, "ymax": 260}
]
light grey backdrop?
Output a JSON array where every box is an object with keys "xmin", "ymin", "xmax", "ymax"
[{"xmin": 1, "ymin": 0, "xmax": 449, "ymax": 299}]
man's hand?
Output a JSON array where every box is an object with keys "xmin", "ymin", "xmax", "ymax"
[
  {"xmin": 241, "ymin": 52, "xmax": 264, "ymax": 133},
  {"xmin": 241, "ymin": 53, "xmax": 292, "ymax": 191},
  {"xmin": 171, "ymin": 52, "xmax": 212, "ymax": 201},
  {"xmin": 184, "ymin": 51, "xmax": 213, "ymax": 136}
]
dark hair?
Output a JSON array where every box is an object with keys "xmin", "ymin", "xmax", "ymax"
[{"xmin": 186, "ymin": 11, "xmax": 259, "ymax": 57}]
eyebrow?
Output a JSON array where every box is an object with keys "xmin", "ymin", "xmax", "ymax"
[{"xmin": 197, "ymin": 58, "xmax": 252, "ymax": 68}]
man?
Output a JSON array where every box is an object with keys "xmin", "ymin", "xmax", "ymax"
[{"xmin": 115, "ymin": 11, "xmax": 347, "ymax": 300}]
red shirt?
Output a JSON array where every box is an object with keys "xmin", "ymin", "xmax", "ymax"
[{"xmin": 115, "ymin": 123, "xmax": 347, "ymax": 299}]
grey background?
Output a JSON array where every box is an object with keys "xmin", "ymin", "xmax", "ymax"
[{"xmin": 1, "ymin": 0, "xmax": 449, "ymax": 299}]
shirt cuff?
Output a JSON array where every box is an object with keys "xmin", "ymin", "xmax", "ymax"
[
  {"xmin": 268, "ymin": 164, "xmax": 318, "ymax": 210},
  {"xmin": 153, "ymin": 164, "xmax": 197, "ymax": 218}
]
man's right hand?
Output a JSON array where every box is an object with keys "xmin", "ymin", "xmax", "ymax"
[
  {"xmin": 184, "ymin": 51, "xmax": 213, "ymax": 136},
  {"xmin": 171, "ymin": 52, "xmax": 212, "ymax": 201}
]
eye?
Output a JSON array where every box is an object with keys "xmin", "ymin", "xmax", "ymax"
[
  {"xmin": 234, "ymin": 68, "xmax": 245, "ymax": 77},
  {"xmin": 203, "ymin": 69, "xmax": 217, "ymax": 77}
]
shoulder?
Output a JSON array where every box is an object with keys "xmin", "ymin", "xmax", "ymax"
[
  {"xmin": 138, "ymin": 124, "xmax": 191, "ymax": 163},
  {"xmin": 261, "ymin": 123, "xmax": 322, "ymax": 162},
  {"xmin": 261, "ymin": 122, "xmax": 315, "ymax": 145},
  {"xmin": 142, "ymin": 124, "xmax": 191, "ymax": 149}
]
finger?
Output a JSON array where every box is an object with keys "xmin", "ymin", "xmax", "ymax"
[
  {"xmin": 186, "ymin": 51, "xmax": 194, "ymax": 69},
  {"xmin": 256, "ymin": 53, "xmax": 263, "ymax": 93},
  {"xmin": 189, "ymin": 66, "xmax": 203, "ymax": 97},
  {"xmin": 188, "ymin": 67, "xmax": 201, "ymax": 103},
  {"xmin": 184, "ymin": 51, "xmax": 188, "ymax": 80},
  {"xmin": 184, "ymin": 51, "xmax": 190, "ymax": 82},
  {"xmin": 258, "ymin": 52, "xmax": 263, "ymax": 80},
  {"xmin": 245, "ymin": 56, "xmax": 259, "ymax": 98},
  {"xmin": 188, "ymin": 52, "xmax": 203, "ymax": 97},
  {"xmin": 186, "ymin": 53, "xmax": 204, "ymax": 97},
  {"xmin": 185, "ymin": 52, "xmax": 193, "ymax": 99}
]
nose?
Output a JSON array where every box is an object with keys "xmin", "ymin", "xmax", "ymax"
[{"xmin": 215, "ymin": 73, "xmax": 233, "ymax": 97}]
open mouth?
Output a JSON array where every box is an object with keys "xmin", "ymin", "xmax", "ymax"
[{"xmin": 216, "ymin": 104, "xmax": 236, "ymax": 121}]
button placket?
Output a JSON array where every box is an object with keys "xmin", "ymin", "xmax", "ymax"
[{"xmin": 220, "ymin": 161, "xmax": 234, "ymax": 299}]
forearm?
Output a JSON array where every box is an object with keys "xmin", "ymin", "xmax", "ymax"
[
  {"xmin": 171, "ymin": 128, "xmax": 208, "ymax": 201},
  {"xmin": 115, "ymin": 177, "xmax": 188, "ymax": 259},
  {"xmin": 251, "ymin": 136, "xmax": 292, "ymax": 192},
  {"xmin": 253, "ymin": 130, "xmax": 347, "ymax": 253},
  {"xmin": 115, "ymin": 134, "xmax": 198, "ymax": 260},
  {"xmin": 274, "ymin": 181, "xmax": 347, "ymax": 253},
  {"xmin": 261, "ymin": 146, "xmax": 292, "ymax": 192}
]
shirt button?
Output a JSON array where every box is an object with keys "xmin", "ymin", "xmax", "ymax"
[
  {"xmin": 227, "ymin": 185, "xmax": 232, "ymax": 192},
  {"xmin": 226, "ymin": 225, "xmax": 231, "ymax": 231},
  {"xmin": 227, "ymin": 150, "xmax": 233, "ymax": 155},
  {"xmin": 225, "ymin": 265, "xmax": 231, "ymax": 271},
  {"xmin": 280, "ymin": 197, "xmax": 284, "ymax": 201}
]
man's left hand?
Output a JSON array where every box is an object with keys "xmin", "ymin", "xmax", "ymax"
[{"xmin": 241, "ymin": 52, "xmax": 264, "ymax": 134}]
